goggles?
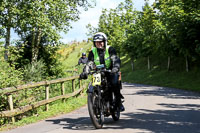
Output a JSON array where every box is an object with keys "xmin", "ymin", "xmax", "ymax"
[{"xmin": 93, "ymin": 35, "xmax": 104, "ymax": 41}]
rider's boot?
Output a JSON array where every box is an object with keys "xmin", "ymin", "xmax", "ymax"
[
  {"xmin": 116, "ymin": 97, "xmax": 125, "ymax": 112},
  {"xmin": 119, "ymin": 92, "xmax": 125, "ymax": 112},
  {"xmin": 119, "ymin": 99, "xmax": 125, "ymax": 112}
]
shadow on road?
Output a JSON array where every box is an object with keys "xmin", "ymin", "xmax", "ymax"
[
  {"xmin": 46, "ymin": 116, "xmax": 95, "ymax": 130},
  {"xmin": 46, "ymin": 103, "xmax": 200, "ymax": 132},
  {"xmin": 116, "ymin": 106, "xmax": 200, "ymax": 133},
  {"xmin": 45, "ymin": 83, "xmax": 200, "ymax": 132},
  {"xmin": 123, "ymin": 83, "xmax": 200, "ymax": 100}
]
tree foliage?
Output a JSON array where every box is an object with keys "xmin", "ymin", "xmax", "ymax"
[
  {"xmin": 0, "ymin": 0, "xmax": 94, "ymax": 63},
  {"xmin": 0, "ymin": 0, "xmax": 94, "ymax": 86},
  {"xmin": 92, "ymin": 0, "xmax": 200, "ymax": 71}
]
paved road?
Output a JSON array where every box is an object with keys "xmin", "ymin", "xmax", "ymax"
[{"xmin": 2, "ymin": 83, "xmax": 200, "ymax": 133}]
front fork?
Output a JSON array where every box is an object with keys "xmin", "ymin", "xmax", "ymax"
[{"xmin": 97, "ymin": 86, "xmax": 104, "ymax": 123}]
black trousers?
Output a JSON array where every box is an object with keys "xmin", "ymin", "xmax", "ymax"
[{"xmin": 107, "ymin": 73, "xmax": 123, "ymax": 103}]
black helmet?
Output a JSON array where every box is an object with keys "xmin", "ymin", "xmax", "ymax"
[
  {"xmin": 93, "ymin": 32, "xmax": 107, "ymax": 47},
  {"xmin": 82, "ymin": 52, "xmax": 86, "ymax": 56}
]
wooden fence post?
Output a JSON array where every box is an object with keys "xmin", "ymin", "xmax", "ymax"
[
  {"xmin": 45, "ymin": 85, "xmax": 49, "ymax": 111},
  {"xmin": 72, "ymin": 79, "xmax": 75, "ymax": 92},
  {"xmin": 61, "ymin": 82, "xmax": 65, "ymax": 103},
  {"xmin": 79, "ymin": 79, "xmax": 82, "ymax": 89},
  {"xmin": 8, "ymin": 94, "xmax": 15, "ymax": 123},
  {"xmin": 79, "ymin": 79, "xmax": 83, "ymax": 95}
]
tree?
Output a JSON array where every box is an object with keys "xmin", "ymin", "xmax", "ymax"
[
  {"xmin": 154, "ymin": 0, "xmax": 200, "ymax": 72},
  {"xmin": 97, "ymin": 0, "xmax": 136, "ymax": 57},
  {"xmin": 90, "ymin": 0, "xmax": 200, "ymax": 72},
  {"xmin": 17, "ymin": 0, "xmax": 94, "ymax": 63},
  {"xmin": 0, "ymin": 0, "xmax": 94, "ymax": 63},
  {"xmin": 140, "ymin": 1, "xmax": 157, "ymax": 70},
  {"xmin": 0, "ymin": 0, "xmax": 19, "ymax": 60},
  {"xmin": 86, "ymin": 23, "xmax": 97, "ymax": 41},
  {"xmin": 153, "ymin": 0, "xmax": 178, "ymax": 71}
]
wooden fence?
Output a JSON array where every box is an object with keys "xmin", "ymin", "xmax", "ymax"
[{"xmin": 0, "ymin": 75, "xmax": 86, "ymax": 123}]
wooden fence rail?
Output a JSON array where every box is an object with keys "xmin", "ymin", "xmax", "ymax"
[{"xmin": 0, "ymin": 75, "xmax": 85, "ymax": 123}]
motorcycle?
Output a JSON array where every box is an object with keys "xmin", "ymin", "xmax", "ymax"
[{"xmin": 87, "ymin": 64, "xmax": 120, "ymax": 129}]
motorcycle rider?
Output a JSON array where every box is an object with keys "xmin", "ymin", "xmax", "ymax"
[
  {"xmin": 80, "ymin": 32, "xmax": 125, "ymax": 112},
  {"xmin": 78, "ymin": 52, "xmax": 88, "ymax": 65}
]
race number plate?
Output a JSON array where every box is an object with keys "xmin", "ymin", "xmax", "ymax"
[{"xmin": 92, "ymin": 73, "xmax": 101, "ymax": 86}]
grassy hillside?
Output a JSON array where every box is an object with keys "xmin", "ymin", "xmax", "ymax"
[
  {"xmin": 57, "ymin": 41, "xmax": 92, "ymax": 68},
  {"xmin": 120, "ymin": 54, "xmax": 200, "ymax": 92},
  {"xmin": 56, "ymin": 41, "xmax": 92, "ymax": 76}
]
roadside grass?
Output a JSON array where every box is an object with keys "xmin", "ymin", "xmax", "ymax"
[
  {"xmin": 0, "ymin": 94, "xmax": 88, "ymax": 131},
  {"xmin": 121, "ymin": 55, "xmax": 200, "ymax": 92}
]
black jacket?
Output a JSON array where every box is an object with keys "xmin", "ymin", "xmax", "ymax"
[
  {"xmin": 88, "ymin": 46, "xmax": 120, "ymax": 69},
  {"xmin": 78, "ymin": 57, "xmax": 88, "ymax": 65}
]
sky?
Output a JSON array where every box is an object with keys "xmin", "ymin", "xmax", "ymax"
[
  {"xmin": 61, "ymin": 0, "xmax": 155, "ymax": 43},
  {"xmin": 10, "ymin": 0, "xmax": 154, "ymax": 44}
]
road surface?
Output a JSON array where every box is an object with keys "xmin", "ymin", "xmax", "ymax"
[{"xmin": 1, "ymin": 83, "xmax": 200, "ymax": 133}]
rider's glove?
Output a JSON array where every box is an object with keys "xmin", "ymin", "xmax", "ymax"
[
  {"xmin": 80, "ymin": 72, "xmax": 88, "ymax": 79},
  {"xmin": 111, "ymin": 67, "xmax": 119, "ymax": 73}
]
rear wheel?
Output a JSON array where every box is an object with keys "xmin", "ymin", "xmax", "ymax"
[{"xmin": 88, "ymin": 92, "xmax": 103, "ymax": 129}]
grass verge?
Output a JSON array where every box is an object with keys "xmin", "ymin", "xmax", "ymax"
[{"xmin": 121, "ymin": 55, "xmax": 200, "ymax": 92}]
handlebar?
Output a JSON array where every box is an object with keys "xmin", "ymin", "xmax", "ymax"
[{"xmin": 89, "ymin": 68, "xmax": 111, "ymax": 75}]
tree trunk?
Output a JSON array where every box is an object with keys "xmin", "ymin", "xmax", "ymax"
[
  {"xmin": 167, "ymin": 56, "xmax": 171, "ymax": 71},
  {"xmin": 131, "ymin": 57, "xmax": 134, "ymax": 71},
  {"xmin": 31, "ymin": 28, "xmax": 42, "ymax": 64},
  {"xmin": 147, "ymin": 56, "xmax": 150, "ymax": 70},
  {"xmin": 4, "ymin": 13, "xmax": 11, "ymax": 61},
  {"xmin": 31, "ymin": 28, "xmax": 36, "ymax": 64},
  {"xmin": 186, "ymin": 56, "xmax": 189, "ymax": 72},
  {"xmin": 35, "ymin": 28, "xmax": 42, "ymax": 61},
  {"xmin": 4, "ymin": 27, "xmax": 11, "ymax": 61}
]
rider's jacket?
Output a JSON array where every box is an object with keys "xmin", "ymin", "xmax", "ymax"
[
  {"xmin": 78, "ymin": 57, "xmax": 88, "ymax": 65},
  {"xmin": 88, "ymin": 46, "xmax": 120, "ymax": 70},
  {"xmin": 92, "ymin": 46, "xmax": 111, "ymax": 69}
]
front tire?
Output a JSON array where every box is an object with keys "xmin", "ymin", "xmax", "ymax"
[{"xmin": 88, "ymin": 92, "xmax": 103, "ymax": 129}]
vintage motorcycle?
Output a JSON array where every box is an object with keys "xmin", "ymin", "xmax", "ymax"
[{"xmin": 87, "ymin": 64, "xmax": 120, "ymax": 129}]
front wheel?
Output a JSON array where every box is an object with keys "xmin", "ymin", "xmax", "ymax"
[{"xmin": 88, "ymin": 92, "xmax": 103, "ymax": 129}]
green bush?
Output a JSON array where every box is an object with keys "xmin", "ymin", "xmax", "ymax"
[
  {"xmin": 0, "ymin": 47, "xmax": 23, "ymax": 89},
  {"xmin": 23, "ymin": 59, "xmax": 47, "ymax": 82}
]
